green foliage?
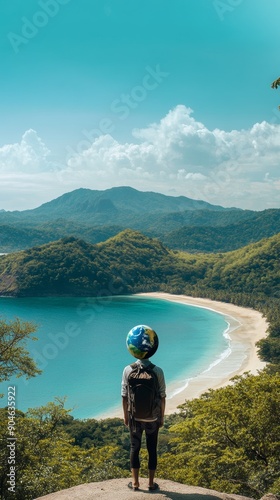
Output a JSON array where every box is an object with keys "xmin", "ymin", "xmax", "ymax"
[
  {"xmin": 158, "ymin": 372, "xmax": 280, "ymax": 496},
  {"xmin": 1, "ymin": 228, "xmax": 280, "ymax": 305},
  {"xmin": 0, "ymin": 230, "xmax": 209, "ymax": 297},
  {"xmin": 62, "ymin": 416, "xmax": 131, "ymax": 470},
  {"xmin": 0, "ymin": 400, "xmax": 127, "ymax": 500},
  {"xmin": 163, "ymin": 209, "xmax": 280, "ymax": 252},
  {"xmin": 0, "ymin": 221, "xmax": 123, "ymax": 253},
  {"xmin": 1, "ymin": 187, "xmax": 280, "ymax": 254},
  {"xmin": 271, "ymin": 76, "xmax": 280, "ymax": 109},
  {"xmin": 271, "ymin": 76, "xmax": 280, "ymax": 89},
  {"xmin": 257, "ymin": 337, "xmax": 280, "ymax": 364},
  {"xmin": 0, "ymin": 318, "xmax": 41, "ymax": 384},
  {"xmin": 1, "ymin": 376, "xmax": 278, "ymax": 498}
]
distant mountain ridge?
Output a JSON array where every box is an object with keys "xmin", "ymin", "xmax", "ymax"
[
  {"xmin": 162, "ymin": 208, "xmax": 280, "ymax": 252},
  {"xmin": 0, "ymin": 186, "xmax": 279, "ymax": 253},
  {"xmin": 20, "ymin": 186, "xmax": 230, "ymax": 221}
]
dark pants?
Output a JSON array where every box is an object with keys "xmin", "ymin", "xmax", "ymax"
[{"xmin": 129, "ymin": 420, "xmax": 159, "ymax": 470}]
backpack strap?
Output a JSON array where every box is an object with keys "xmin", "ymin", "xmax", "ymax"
[
  {"xmin": 130, "ymin": 362, "xmax": 156, "ymax": 370},
  {"xmin": 130, "ymin": 362, "xmax": 138, "ymax": 370},
  {"xmin": 128, "ymin": 362, "xmax": 159, "ymax": 398}
]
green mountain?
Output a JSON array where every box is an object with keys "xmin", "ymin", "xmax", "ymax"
[
  {"xmin": 0, "ymin": 229, "xmax": 279, "ymax": 299},
  {"xmin": 20, "ymin": 186, "xmax": 228, "ymax": 221},
  {"xmin": 0, "ymin": 187, "xmax": 228, "ymax": 226},
  {"xmin": 162, "ymin": 209, "xmax": 280, "ymax": 252},
  {"xmin": 0, "ymin": 186, "xmax": 280, "ymax": 253},
  {"xmin": 0, "ymin": 221, "xmax": 123, "ymax": 253},
  {"xmin": 199, "ymin": 232, "xmax": 280, "ymax": 297},
  {"xmin": 0, "ymin": 230, "xmax": 200, "ymax": 296}
]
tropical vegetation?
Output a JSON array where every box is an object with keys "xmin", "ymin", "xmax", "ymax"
[
  {"xmin": 0, "ymin": 227, "xmax": 280, "ymax": 498},
  {"xmin": 1, "ymin": 187, "xmax": 280, "ymax": 253},
  {"xmin": 0, "ymin": 400, "xmax": 128, "ymax": 499}
]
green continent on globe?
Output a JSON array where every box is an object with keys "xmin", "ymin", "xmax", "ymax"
[{"xmin": 127, "ymin": 343, "xmax": 148, "ymax": 359}]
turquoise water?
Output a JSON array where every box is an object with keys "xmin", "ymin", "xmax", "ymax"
[{"xmin": 0, "ymin": 295, "xmax": 229, "ymax": 419}]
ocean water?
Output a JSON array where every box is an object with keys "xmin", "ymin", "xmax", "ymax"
[{"xmin": 0, "ymin": 295, "xmax": 229, "ymax": 419}]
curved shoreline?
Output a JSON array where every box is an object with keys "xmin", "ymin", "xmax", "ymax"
[
  {"xmin": 138, "ymin": 293, "xmax": 268, "ymax": 414},
  {"xmin": 97, "ymin": 292, "xmax": 268, "ymax": 419}
]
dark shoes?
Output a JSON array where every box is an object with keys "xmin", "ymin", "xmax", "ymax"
[
  {"xmin": 149, "ymin": 482, "xmax": 159, "ymax": 491},
  {"xmin": 128, "ymin": 481, "xmax": 139, "ymax": 491},
  {"xmin": 127, "ymin": 481, "xmax": 160, "ymax": 491}
]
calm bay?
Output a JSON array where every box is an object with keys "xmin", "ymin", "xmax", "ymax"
[{"xmin": 0, "ymin": 295, "xmax": 229, "ymax": 419}]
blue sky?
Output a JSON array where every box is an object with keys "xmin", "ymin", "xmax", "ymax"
[{"xmin": 1, "ymin": 0, "xmax": 280, "ymax": 210}]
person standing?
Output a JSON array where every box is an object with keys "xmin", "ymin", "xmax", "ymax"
[{"xmin": 121, "ymin": 325, "xmax": 166, "ymax": 492}]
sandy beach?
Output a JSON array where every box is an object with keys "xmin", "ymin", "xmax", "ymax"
[
  {"xmin": 99, "ymin": 292, "xmax": 268, "ymax": 419},
  {"xmin": 139, "ymin": 293, "xmax": 268, "ymax": 414}
]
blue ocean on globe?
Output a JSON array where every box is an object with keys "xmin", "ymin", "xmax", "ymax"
[
  {"xmin": 126, "ymin": 324, "xmax": 159, "ymax": 359},
  {"xmin": 0, "ymin": 295, "xmax": 229, "ymax": 419}
]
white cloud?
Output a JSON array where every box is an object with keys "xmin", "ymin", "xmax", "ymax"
[
  {"xmin": 1, "ymin": 107, "xmax": 280, "ymax": 210},
  {"xmin": 0, "ymin": 130, "xmax": 68, "ymax": 210},
  {"xmin": 0, "ymin": 129, "xmax": 51, "ymax": 172},
  {"xmin": 66, "ymin": 105, "xmax": 280, "ymax": 209}
]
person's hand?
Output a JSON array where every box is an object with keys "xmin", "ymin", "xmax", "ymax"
[
  {"xmin": 124, "ymin": 413, "xmax": 129, "ymax": 427},
  {"xmin": 159, "ymin": 417, "xmax": 164, "ymax": 428}
]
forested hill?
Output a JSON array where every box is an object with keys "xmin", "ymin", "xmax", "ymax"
[
  {"xmin": 162, "ymin": 208, "xmax": 280, "ymax": 252},
  {"xmin": 0, "ymin": 186, "xmax": 227, "ymax": 226},
  {"xmin": 0, "ymin": 229, "xmax": 279, "ymax": 301},
  {"xmin": 1, "ymin": 187, "xmax": 280, "ymax": 253}
]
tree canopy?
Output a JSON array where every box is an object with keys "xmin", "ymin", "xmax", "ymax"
[
  {"xmin": 158, "ymin": 372, "xmax": 280, "ymax": 496},
  {"xmin": 271, "ymin": 76, "xmax": 280, "ymax": 108},
  {"xmin": 0, "ymin": 399, "xmax": 127, "ymax": 500},
  {"xmin": 271, "ymin": 77, "xmax": 280, "ymax": 89},
  {"xmin": 0, "ymin": 318, "xmax": 40, "ymax": 384}
]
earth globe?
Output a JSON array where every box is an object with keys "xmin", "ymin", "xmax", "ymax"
[{"xmin": 126, "ymin": 324, "xmax": 159, "ymax": 359}]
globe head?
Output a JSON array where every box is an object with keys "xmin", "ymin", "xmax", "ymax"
[{"xmin": 126, "ymin": 324, "xmax": 159, "ymax": 359}]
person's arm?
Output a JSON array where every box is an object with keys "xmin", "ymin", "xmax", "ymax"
[
  {"xmin": 122, "ymin": 396, "xmax": 129, "ymax": 427},
  {"xmin": 155, "ymin": 366, "xmax": 166, "ymax": 427},
  {"xmin": 121, "ymin": 366, "xmax": 129, "ymax": 427},
  {"xmin": 159, "ymin": 397, "xmax": 166, "ymax": 427}
]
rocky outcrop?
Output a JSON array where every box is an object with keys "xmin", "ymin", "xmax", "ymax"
[
  {"xmin": 260, "ymin": 495, "xmax": 280, "ymax": 500},
  {"xmin": 35, "ymin": 478, "xmax": 257, "ymax": 500}
]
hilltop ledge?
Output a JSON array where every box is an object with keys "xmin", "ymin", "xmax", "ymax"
[{"xmin": 34, "ymin": 478, "xmax": 256, "ymax": 500}]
